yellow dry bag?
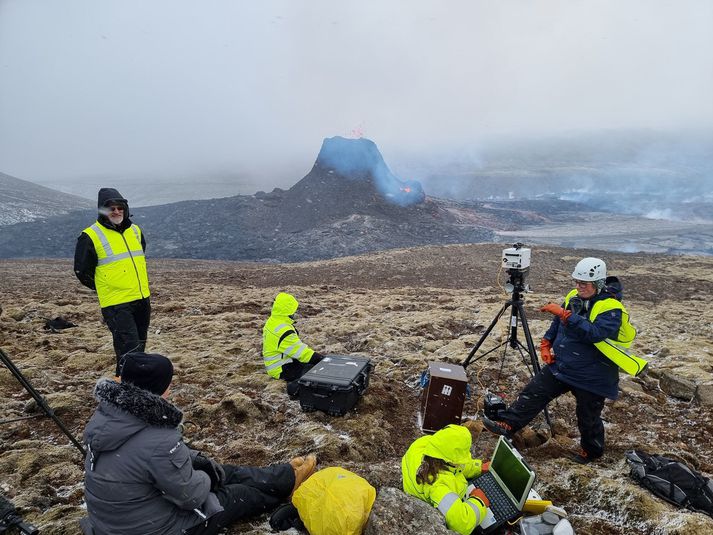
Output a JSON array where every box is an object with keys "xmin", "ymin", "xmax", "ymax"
[{"xmin": 292, "ymin": 467, "xmax": 376, "ymax": 535}]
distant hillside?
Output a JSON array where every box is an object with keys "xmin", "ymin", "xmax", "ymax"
[
  {"xmin": 0, "ymin": 137, "xmax": 570, "ymax": 261},
  {"xmin": 0, "ymin": 172, "xmax": 93, "ymax": 225}
]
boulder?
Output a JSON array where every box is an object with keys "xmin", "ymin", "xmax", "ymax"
[
  {"xmin": 659, "ymin": 372, "xmax": 696, "ymax": 401},
  {"xmin": 365, "ymin": 486, "xmax": 452, "ymax": 535}
]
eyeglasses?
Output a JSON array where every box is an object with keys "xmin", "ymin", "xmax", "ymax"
[
  {"xmin": 574, "ymin": 280, "xmax": 593, "ymax": 287},
  {"xmin": 107, "ymin": 206, "xmax": 124, "ymax": 212}
]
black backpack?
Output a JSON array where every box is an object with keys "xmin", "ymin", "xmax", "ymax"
[{"xmin": 625, "ymin": 450, "xmax": 713, "ymax": 517}]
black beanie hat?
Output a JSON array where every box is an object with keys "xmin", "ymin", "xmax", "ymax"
[
  {"xmin": 97, "ymin": 187, "xmax": 128, "ymax": 209},
  {"xmin": 120, "ymin": 352, "xmax": 173, "ymax": 395}
]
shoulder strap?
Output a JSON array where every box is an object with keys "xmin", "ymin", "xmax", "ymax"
[{"xmin": 278, "ymin": 330, "xmax": 297, "ymax": 347}]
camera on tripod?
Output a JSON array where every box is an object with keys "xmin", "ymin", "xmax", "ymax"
[
  {"xmin": 462, "ymin": 242, "xmax": 553, "ymax": 434},
  {"xmin": 502, "ymin": 243, "xmax": 531, "ymax": 294}
]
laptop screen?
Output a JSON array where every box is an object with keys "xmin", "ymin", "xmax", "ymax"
[{"xmin": 490, "ymin": 437, "xmax": 535, "ymax": 509}]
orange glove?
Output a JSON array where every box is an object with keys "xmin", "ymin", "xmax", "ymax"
[
  {"xmin": 540, "ymin": 303, "xmax": 572, "ymax": 323},
  {"xmin": 481, "ymin": 462, "xmax": 490, "ymax": 473},
  {"xmin": 540, "ymin": 338, "xmax": 554, "ymax": 365},
  {"xmin": 469, "ymin": 488, "xmax": 490, "ymax": 508}
]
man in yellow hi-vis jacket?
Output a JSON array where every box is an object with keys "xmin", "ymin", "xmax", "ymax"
[
  {"xmin": 262, "ymin": 292, "xmax": 323, "ymax": 396},
  {"xmin": 74, "ymin": 188, "xmax": 151, "ymax": 376}
]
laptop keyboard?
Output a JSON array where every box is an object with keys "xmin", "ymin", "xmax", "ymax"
[{"xmin": 473, "ymin": 473, "xmax": 519, "ymax": 520}]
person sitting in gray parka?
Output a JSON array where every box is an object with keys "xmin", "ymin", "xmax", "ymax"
[{"xmin": 81, "ymin": 352, "xmax": 316, "ymax": 535}]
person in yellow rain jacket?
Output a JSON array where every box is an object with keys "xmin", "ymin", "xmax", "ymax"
[
  {"xmin": 74, "ymin": 188, "xmax": 151, "ymax": 377},
  {"xmin": 262, "ymin": 292, "xmax": 323, "ymax": 396},
  {"xmin": 402, "ymin": 425, "xmax": 490, "ymax": 535}
]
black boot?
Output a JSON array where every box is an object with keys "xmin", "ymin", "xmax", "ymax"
[
  {"xmin": 286, "ymin": 380, "xmax": 300, "ymax": 399},
  {"xmin": 567, "ymin": 448, "xmax": 601, "ymax": 465}
]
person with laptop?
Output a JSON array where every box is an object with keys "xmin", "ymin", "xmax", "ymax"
[
  {"xmin": 401, "ymin": 424, "xmax": 491, "ymax": 535},
  {"xmin": 482, "ymin": 257, "xmax": 625, "ymax": 464}
]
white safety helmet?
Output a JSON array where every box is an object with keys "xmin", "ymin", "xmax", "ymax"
[{"xmin": 572, "ymin": 257, "xmax": 607, "ymax": 283}]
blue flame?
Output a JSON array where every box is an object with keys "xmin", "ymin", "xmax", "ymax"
[{"xmin": 316, "ymin": 136, "xmax": 425, "ymax": 206}]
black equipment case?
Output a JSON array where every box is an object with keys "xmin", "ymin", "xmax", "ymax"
[{"xmin": 297, "ymin": 355, "xmax": 373, "ymax": 416}]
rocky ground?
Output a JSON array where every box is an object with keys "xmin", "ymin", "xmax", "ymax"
[{"xmin": 1, "ymin": 243, "xmax": 712, "ymax": 534}]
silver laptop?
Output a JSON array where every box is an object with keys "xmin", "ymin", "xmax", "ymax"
[{"xmin": 471, "ymin": 436, "xmax": 536, "ymax": 534}]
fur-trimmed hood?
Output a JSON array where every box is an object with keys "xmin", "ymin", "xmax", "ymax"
[
  {"xmin": 82, "ymin": 380, "xmax": 220, "ymax": 534},
  {"xmin": 85, "ymin": 379, "xmax": 183, "ymax": 454}
]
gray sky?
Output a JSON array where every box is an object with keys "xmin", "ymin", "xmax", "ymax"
[{"xmin": 1, "ymin": 0, "xmax": 712, "ymax": 197}]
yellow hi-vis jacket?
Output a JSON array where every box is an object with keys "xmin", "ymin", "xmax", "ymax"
[
  {"xmin": 82, "ymin": 222, "xmax": 150, "ymax": 308},
  {"xmin": 564, "ymin": 289, "xmax": 647, "ymax": 376},
  {"xmin": 402, "ymin": 425, "xmax": 488, "ymax": 535},
  {"xmin": 262, "ymin": 293, "xmax": 315, "ymax": 379}
]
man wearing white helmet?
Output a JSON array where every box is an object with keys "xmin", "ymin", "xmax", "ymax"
[{"xmin": 483, "ymin": 257, "xmax": 625, "ymax": 464}]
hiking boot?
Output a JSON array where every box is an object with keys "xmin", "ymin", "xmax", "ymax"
[
  {"xmin": 482, "ymin": 415, "xmax": 513, "ymax": 438},
  {"xmin": 289, "ymin": 456, "xmax": 305, "ymax": 470},
  {"xmin": 291, "ymin": 454, "xmax": 317, "ymax": 497},
  {"xmin": 568, "ymin": 448, "xmax": 601, "ymax": 465}
]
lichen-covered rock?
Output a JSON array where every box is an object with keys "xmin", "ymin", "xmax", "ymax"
[
  {"xmin": 364, "ymin": 486, "xmax": 453, "ymax": 535},
  {"xmin": 695, "ymin": 383, "xmax": 713, "ymax": 408},
  {"xmin": 659, "ymin": 371, "xmax": 697, "ymax": 401}
]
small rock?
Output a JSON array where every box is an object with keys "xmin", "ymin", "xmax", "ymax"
[
  {"xmin": 695, "ymin": 382, "xmax": 713, "ymax": 408},
  {"xmin": 620, "ymin": 377, "xmax": 644, "ymax": 395},
  {"xmin": 659, "ymin": 371, "xmax": 696, "ymax": 401},
  {"xmin": 520, "ymin": 427, "xmax": 549, "ymax": 449}
]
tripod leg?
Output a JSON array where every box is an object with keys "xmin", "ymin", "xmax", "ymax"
[
  {"xmin": 514, "ymin": 303, "xmax": 554, "ymax": 433},
  {"xmin": 462, "ymin": 302, "xmax": 511, "ymax": 369},
  {"xmin": 0, "ymin": 348, "xmax": 86, "ymax": 456}
]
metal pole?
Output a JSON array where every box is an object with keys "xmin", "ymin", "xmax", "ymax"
[
  {"xmin": 462, "ymin": 286, "xmax": 554, "ymax": 435},
  {"xmin": 514, "ymin": 300, "xmax": 553, "ymax": 431},
  {"xmin": 0, "ymin": 347, "xmax": 86, "ymax": 456},
  {"xmin": 462, "ymin": 301, "xmax": 511, "ymax": 369}
]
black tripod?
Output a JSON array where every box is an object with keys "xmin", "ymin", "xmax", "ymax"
[
  {"xmin": 462, "ymin": 270, "xmax": 553, "ymax": 431},
  {"xmin": 0, "ymin": 347, "xmax": 85, "ymax": 456}
]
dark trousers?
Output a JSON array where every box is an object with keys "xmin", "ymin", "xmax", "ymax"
[
  {"xmin": 499, "ymin": 366, "xmax": 606, "ymax": 458},
  {"xmin": 280, "ymin": 354, "xmax": 323, "ymax": 396},
  {"xmin": 186, "ymin": 463, "xmax": 294, "ymax": 535},
  {"xmin": 101, "ymin": 298, "xmax": 151, "ymax": 375}
]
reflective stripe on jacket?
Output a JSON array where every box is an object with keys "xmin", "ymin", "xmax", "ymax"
[
  {"xmin": 402, "ymin": 426, "xmax": 487, "ymax": 535},
  {"xmin": 546, "ymin": 289, "xmax": 623, "ymax": 399},
  {"xmin": 564, "ymin": 289, "xmax": 636, "ymax": 347},
  {"xmin": 262, "ymin": 293, "xmax": 314, "ymax": 379},
  {"xmin": 564, "ymin": 289, "xmax": 645, "ymax": 376},
  {"xmin": 83, "ymin": 221, "xmax": 150, "ymax": 308}
]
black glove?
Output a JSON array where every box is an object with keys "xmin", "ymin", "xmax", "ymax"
[
  {"xmin": 193, "ymin": 454, "xmax": 225, "ymax": 491},
  {"xmin": 567, "ymin": 296, "xmax": 584, "ymax": 315}
]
